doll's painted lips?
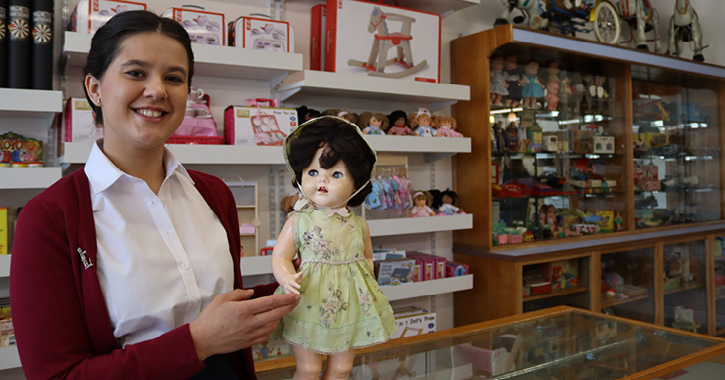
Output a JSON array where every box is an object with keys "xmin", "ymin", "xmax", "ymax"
[{"xmin": 318, "ymin": 186, "xmax": 328, "ymax": 193}]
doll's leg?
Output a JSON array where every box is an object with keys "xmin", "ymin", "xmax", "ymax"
[
  {"xmin": 321, "ymin": 350, "xmax": 356, "ymax": 380},
  {"xmin": 292, "ymin": 345, "xmax": 323, "ymax": 380}
]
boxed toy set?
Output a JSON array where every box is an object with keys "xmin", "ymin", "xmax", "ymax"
[
  {"xmin": 324, "ymin": 0, "xmax": 440, "ymax": 83},
  {"xmin": 224, "ymin": 105, "xmax": 298, "ymax": 146},
  {"xmin": 62, "ymin": 98, "xmax": 102, "ymax": 143},
  {"xmin": 69, "ymin": 0, "xmax": 146, "ymax": 34},
  {"xmin": 310, "ymin": 4, "xmax": 326, "ymax": 70},
  {"xmin": 0, "ymin": 132, "xmax": 43, "ymax": 166},
  {"xmin": 161, "ymin": 7, "xmax": 225, "ymax": 45},
  {"xmin": 391, "ymin": 307, "xmax": 436, "ymax": 339},
  {"xmin": 228, "ymin": 16, "xmax": 294, "ymax": 52},
  {"xmin": 374, "ymin": 258, "xmax": 415, "ymax": 286}
]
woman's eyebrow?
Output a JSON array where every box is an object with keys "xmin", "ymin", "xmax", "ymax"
[{"xmin": 120, "ymin": 59, "xmax": 188, "ymax": 76}]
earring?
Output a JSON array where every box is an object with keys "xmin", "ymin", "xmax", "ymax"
[{"xmin": 95, "ymin": 97, "xmax": 102, "ymax": 106}]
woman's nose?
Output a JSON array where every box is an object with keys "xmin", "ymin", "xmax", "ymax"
[{"xmin": 144, "ymin": 76, "xmax": 168, "ymax": 100}]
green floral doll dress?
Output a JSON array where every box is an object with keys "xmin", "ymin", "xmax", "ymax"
[{"xmin": 275, "ymin": 208, "xmax": 397, "ymax": 354}]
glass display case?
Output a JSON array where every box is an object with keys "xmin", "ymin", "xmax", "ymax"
[
  {"xmin": 601, "ymin": 247, "xmax": 655, "ymax": 324},
  {"xmin": 522, "ymin": 256, "xmax": 589, "ymax": 313},
  {"xmin": 631, "ymin": 68, "xmax": 721, "ymax": 229},
  {"xmin": 715, "ymin": 236, "xmax": 725, "ymax": 336},
  {"xmin": 663, "ymin": 239, "xmax": 708, "ymax": 334},
  {"xmin": 256, "ymin": 306, "xmax": 725, "ymax": 380}
]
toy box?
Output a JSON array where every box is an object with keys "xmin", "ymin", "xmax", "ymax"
[
  {"xmin": 570, "ymin": 129, "xmax": 594, "ymax": 153},
  {"xmin": 551, "ymin": 259, "xmax": 579, "ymax": 290},
  {"xmin": 542, "ymin": 132, "xmax": 559, "ymax": 152},
  {"xmin": 229, "ymin": 16, "xmax": 293, "ymax": 52},
  {"xmin": 324, "ymin": 0, "xmax": 440, "ymax": 83},
  {"xmin": 310, "ymin": 4, "xmax": 326, "ymax": 70},
  {"xmin": 251, "ymin": 336, "xmax": 291, "ymax": 362},
  {"xmin": 62, "ymin": 98, "xmax": 101, "ymax": 143},
  {"xmin": 593, "ymin": 135, "xmax": 615, "ymax": 154},
  {"xmin": 445, "ymin": 261, "xmax": 469, "ymax": 277},
  {"xmin": 0, "ymin": 208, "xmax": 7, "ymax": 255},
  {"xmin": 372, "ymin": 248, "xmax": 406, "ymax": 261},
  {"xmin": 69, "ymin": 0, "xmax": 146, "ymax": 34},
  {"xmin": 392, "ymin": 307, "xmax": 435, "ymax": 339},
  {"xmin": 224, "ymin": 106, "xmax": 298, "ymax": 146},
  {"xmin": 374, "ymin": 258, "xmax": 415, "ymax": 286},
  {"xmin": 0, "ymin": 132, "xmax": 43, "ymax": 165},
  {"xmin": 161, "ymin": 7, "xmax": 225, "ymax": 45},
  {"xmin": 406, "ymin": 251, "xmax": 446, "ymax": 280}
]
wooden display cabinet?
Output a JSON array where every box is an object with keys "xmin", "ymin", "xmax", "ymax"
[{"xmin": 450, "ymin": 25, "xmax": 725, "ymax": 333}]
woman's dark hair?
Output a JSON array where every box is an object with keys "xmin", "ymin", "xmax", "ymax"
[
  {"xmin": 287, "ymin": 117, "xmax": 376, "ymax": 207},
  {"xmin": 83, "ymin": 10, "xmax": 194, "ymax": 125}
]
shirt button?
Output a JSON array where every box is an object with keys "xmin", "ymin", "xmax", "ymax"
[{"xmin": 181, "ymin": 262, "xmax": 190, "ymax": 270}]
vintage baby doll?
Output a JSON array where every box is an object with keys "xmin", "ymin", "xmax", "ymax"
[
  {"xmin": 386, "ymin": 110, "xmax": 414, "ymax": 135},
  {"xmin": 272, "ymin": 116, "xmax": 397, "ymax": 380},
  {"xmin": 545, "ymin": 81, "xmax": 561, "ymax": 111},
  {"xmin": 359, "ymin": 111, "xmax": 390, "ymax": 135},
  {"xmin": 504, "ymin": 54, "xmax": 522, "ymax": 108},
  {"xmin": 409, "ymin": 108, "xmax": 437, "ymax": 137},
  {"xmin": 490, "ymin": 55, "xmax": 509, "ymax": 107},
  {"xmin": 410, "ymin": 191, "xmax": 435, "ymax": 217},
  {"xmin": 433, "ymin": 115, "xmax": 464, "ymax": 137},
  {"xmin": 521, "ymin": 60, "xmax": 544, "ymax": 109}
]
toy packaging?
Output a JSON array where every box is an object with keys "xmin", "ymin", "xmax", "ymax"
[
  {"xmin": 68, "ymin": 0, "xmax": 146, "ymax": 34},
  {"xmin": 324, "ymin": 0, "xmax": 440, "ymax": 83},
  {"xmin": 391, "ymin": 307, "xmax": 436, "ymax": 339},
  {"xmin": 229, "ymin": 16, "xmax": 293, "ymax": 52},
  {"xmin": 374, "ymin": 258, "xmax": 415, "ymax": 286},
  {"xmin": 161, "ymin": 7, "xmax": 225, "ymax": 45},
  {"xmin": 0, "ymin": 132, "xmax": 43, "ymax": 166},
  {"xmin": 446, "ymin": 261, "xmax": 469, "ymax": 277},
  {"xmin": 406, "ymin": 251, "xmax": 446, "ymax": 280},
  {"xmin": 372, "ymin": 248, "xmax": 406, "ymax": 261},
  {"xmin": 251, "ymin": 336, "xmax": 291, "ymax": 362},
  {"xmin": 224, "ymin": 106, "xmax": 298, "ymax": 146},
  {"xmin": 0, "ymin": 208, "xmax": 7, "ymax": 255},
  {"xmin": 62, "ymin": 98, "xmax": 102, "ymax": 143},
  {"xmin": 310, "ymin": 4, "xmax": 326, "ymax": 70}
]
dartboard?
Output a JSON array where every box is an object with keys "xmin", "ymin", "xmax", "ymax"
[
  {"xmin": 0, "ymin": 21, "xmax": 5, "ymax": 40},
  {"xmin": 10, "ymin": 18, "xmax": 29, "ymax": 40},
  {"xmin": 33, "ymin": 24, "xmax": 52, "ymax": 43}
]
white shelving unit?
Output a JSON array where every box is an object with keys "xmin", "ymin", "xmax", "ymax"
[
  {"xmin": 277, "ymin": 70, "xmax": 470, "ymax": 112},
  {"xmin": 290, "ymin": 0, "xmax": 480, "ymax": 17},
  {"xmin": 0, "ymin": 255, "xmax": 10, "ymax": 278},
  {"xmin": 0, "ymin": 346, "xmax": 20, "ymax": 371},
  {"xmin": 63, "ymin": 32, "xmax": 304, "ymax": 80},
  {"xmin": 368, "ymin": 214, "xmax": 473, "ymax": 237},
  {"xmin": 0, "ymin": 88, "xmax": 63, "ymax": 117},
  {"xmin": 0, "ymin": 168, "xmax": 63, "ymax": 189}
]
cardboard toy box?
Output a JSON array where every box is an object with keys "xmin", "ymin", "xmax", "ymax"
[
  {"xmin": 69, "ymin": 0, "xmax": 146, "ymax": 34},
  {"xmin": 310, "ymin": 4, "xmax": 326, "ymax": 70},
  {"xmin": 391, "ymin": 307, "xmax": 435, "ymax": 339},
  {"xmin": 161, "ymin": 7, "xmax": 225, "ymax": 45},
  {"xmin": 593, "ymin": 135, "xmax": 615, "ymax": 154},
  {"xmin": 229, "ymin": 16, "xmax": 293, "ymax": 52},
  {"xmin": 224, "ymin": 106, "xmax": 298, "ymax": 146},
  {"xmin": 251, "ymin": 336, "xmax": 291, "ymax": 362},
  {"xmin": 63, "ymin": 98, "xmax": 102, "ymax": 143},
  {"xmin": 0, "ymin": 208, "xmax": 7, "ymax": 255},
  {"xmin": 406, "ymin": 251, "xmax": 446, "ymax": 281},
  {"xmin": 324, "ymin": 0, "xmax": 440, "ymax": 83},
  {"xmin": 374, "ymin": 258, "xmax": 415, "ymax": 286}
]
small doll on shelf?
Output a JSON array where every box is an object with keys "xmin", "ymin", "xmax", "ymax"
[
  {"xmin": 433, "ymin": 115, "xmax": 464, "ymax": 137},
  {"xmin": 545, "ymin": 81, "xmax": 560, "ymax": 111},
  {"xmin": 435, "ymin": 188, "xmax": 466, "ymax": 215},
  {"xmin": 272, "ymin": 116, "xmax": 397, "ymax": 380},
  {"xmin": 410, "ymin": 191, "xmax": 435, "ymax": 217},
  {"xmin": 296, "ymin": 105, "xmax": 321, "ymax": 123},
  {"xmin": 322, "ymin": 108, "xmax": 359, "ymax": 125},
  {"xmin": 409, "ymin": 108, "xmax": 437, "ymax": 137},
  {"xmin": 490, "ymin": 55, "xmax": 509, "ymax": 107},
  {"xmin": 358, "ymin": 111, "xmax": 390, "ymax": 135},
  {"xmin": 504, "ymin": 55, "xmax": 522, "ymax": 108},
  {"xmin": 386, "ymin": 110, "xmax": 415, "ymax": 135},
  {"xmin": 520, "ymin": 60, "xmax": 544, "ymax": 109}
]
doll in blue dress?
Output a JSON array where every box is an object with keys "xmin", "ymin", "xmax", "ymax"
[
  {"xmin": 359, "ymin": 112, "xmax": 390, "ymax": 135},
  {"xmin": 272, "ymin": 116, "xmax": 397, "ymax": 380},
  {"xmin": 521, "ymin": 59, "xmax": 544, "ymax": 109}
]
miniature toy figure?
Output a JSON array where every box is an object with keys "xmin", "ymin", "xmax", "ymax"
[
  {"xmin": 668, "ymin": 0, "xmax": 704, "ymax": 61},
  {"xmin": 433, "ymin": 115, "xmax": 464, "ymax": 137},
  {"xmin": 504, "ymin": 55, "xmax": 522, "ymax": 108},
  {"xmin": 436, "ymin": 188, "xmax": 465, "ymax": 215},
  {"xmin": 614, "ymin": 212, "xmax": 623, "ymax": 231},
  {"xmin": 322, "ymin": 108, "xmax": 359, "ymax": 125},
  {"xmin": 386, "ymin": 110, "xmax": 415, "ymax": 135},
  {"xmin": 505, "ymin": 121, "xmax": 519, "ymax": 151},
  {"xmin": 545, "ymin": 205, "xmax": 558, "ymax": 235},
  {"xmin": 409, "ymin": 108, "xmax": 437, "ymax": 137},
  {"xmin": 545, "ymin": 81, "xmax": 560, "ymax": 111},
  {"xmin": 494, "ymin": 0, "xmax": 548, "ymax": 30},
  {"xmin": 296, "ymin": 105, "xmax": 321, "ymax": 122},
  {"xmin": 272, "ymin": 116, "xmax": 397, "ymax": 380},
  {"xmin": 410, "ymin": 191, "xmax": 435, "ymax": 217},
  {"xmin": 359, "ymin": 112, "xmax": 390, "ymax": 135},
  {"xmin": 520, "ymin": 60, "xmax": 543, "ymax": 109},
  {"xmin": 490, "ymin": 55, "xmax": 508, "ymax": 107}
]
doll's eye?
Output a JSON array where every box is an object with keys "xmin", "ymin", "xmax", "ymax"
[
  {"xmin": 332, "ymin": 172, "xmax": 343, "ymax": 179},
  {"xmin": 308, "ymin": 169, "xmax": 318, "ymax": 177}
]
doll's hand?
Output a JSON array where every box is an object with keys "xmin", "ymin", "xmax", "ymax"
[{"xmin": 281, "ymin": 271, "xmax": 303, "ymax": 295}]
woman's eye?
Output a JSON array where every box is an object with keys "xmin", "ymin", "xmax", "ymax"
[
  {"xmin": 166, "ymin": 75, "xmax": 184, "ymax": 83},
  {"xmin": 333, "ymin": 172, "xmax": 343, "ymax": 179},
  {"xmin": 307, "ymin": 169, "xmax": 318, "ymax": 177},
  {"xmin": 125, "ymin": 70, "xmax": 144, "ymax": 78}
]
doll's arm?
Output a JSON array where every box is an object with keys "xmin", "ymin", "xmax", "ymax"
[
  {"xmin": 272, "ymin": 216, "xmax": 303, "ymax": 294},
  {"xmin": 364, "ymin": 221, "xmax": 374, "ymax": 270}
]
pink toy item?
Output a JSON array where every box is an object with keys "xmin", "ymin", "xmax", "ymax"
[
  {"xmin": 545, "ymin": 81, "xmax": 560, "ymax": 111},
  {"xmin": 171, "ymin": 86, "xmax": 222, "ymax": 143},
  {"xmin": 386, "ymin": 110, "xmax": 414, "ymax": 135},
  {"xmin": 410, "ymin": 191, "xmax": 435, "ymax": 217},
  {"xmin": 433, "ymin": 115, "xmax": 464, "ymax": 138}
]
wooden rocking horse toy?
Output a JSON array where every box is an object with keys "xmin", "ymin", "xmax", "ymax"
[{"xmin": 347, "ymin": 7, "xmax": 428, "ymax": 78}]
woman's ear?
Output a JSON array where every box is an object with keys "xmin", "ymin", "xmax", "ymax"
[{"xmin": 85, "ymin": 74, "xmax": 102, "ymax": 106}]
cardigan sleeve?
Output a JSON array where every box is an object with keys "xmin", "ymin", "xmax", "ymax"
[{"xmin": 10, "ymin": 196, "xmax": 204, "ymax": 380}]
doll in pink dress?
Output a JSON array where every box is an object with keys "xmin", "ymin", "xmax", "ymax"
[
  {"xmin": 433, "ymin": 115, "xmax": 464, "ymax": 137},
  {"xmin": 409, "ymin": 192, "xmax": 435, "ymax": 217},
  {"xmin": 386, "ymin": 110, "xmax": 414, "ymax": 135}
]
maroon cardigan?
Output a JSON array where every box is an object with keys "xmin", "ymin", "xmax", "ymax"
[{"xmin": 10, "ymin": 169, "xmax": 277, "ymax": 379}]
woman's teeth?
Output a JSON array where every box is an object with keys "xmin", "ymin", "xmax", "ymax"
[{"xmin": 136, "ymin": 109, "xmax": 163, "ymax": 118}]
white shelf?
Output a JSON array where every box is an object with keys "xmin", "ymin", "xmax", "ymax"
[
  {"xmin": 365, "ymin": 135, "xmax": 471, "ymax": 153},
  {"xmin": 0, "ymin": 88, "xmax": 62, "ymax": 117},
  {"xmin": 290, "ymin": 0, "xmax": 479, "ymax": 16},
  {"xmin": 63, "ymin": 32, "xmax": 303, "ymax": 81},
  {"xmin": 0, "ymin": 168, "xmax": 62, "ymax": 189},
  {"xmin": 382, "ymin": 275, "xmax": 473, "ymax": 301},
  {"xmin": 0, "ymin": 346, "xmax": 20, "ymax": 371},
  {"xmin": 241, "ymin": 255, "xmax": 273, "ymax": 277},
  {"xmin": 0, "ymin": 255, "xmax": 9, "ymax": 278},
  {"xmin": 368, "ymin": 214, "xmax": 473, "ymax": 237},
  {"xmin": 277, "ymin": 70, "xmax": 470, "ymax": 112}
]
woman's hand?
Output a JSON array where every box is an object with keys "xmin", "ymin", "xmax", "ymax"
[
  {"xmin": 281, "ymin": 271, "xmax": 303, "ymax": 295},
  {"xmin": 189, "ymin": 289, "xmax": 300, "ymax": 361}
]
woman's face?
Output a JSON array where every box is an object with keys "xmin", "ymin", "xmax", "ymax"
[
  {"xmin": 301, "ymin": 147, "xmax": 355, "ymax": 209},
  {"xmin": 85, "ymin": 32, "xmax": 189, "ymax": 151}
]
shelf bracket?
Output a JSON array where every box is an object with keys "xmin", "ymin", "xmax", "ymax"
[{"xmin": 270, "ymin": 72, "xmax": 290, "ymax": 96}]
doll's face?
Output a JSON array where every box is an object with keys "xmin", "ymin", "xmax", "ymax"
[
  {"xmin": 394, "ymin": 116, "xmax": 406, "ymax": 127},
  {"xmin": 301, "ymin": 146, "xmax": 355, "ymax": 208},
  {"xmin": 370, "ymin": 115, "xmax": 382, "ymax": 127},
  {"xmin": 504, "ymin": 56, "xmax": 517, "ymax": 70},
  {"xmin": 525, "ymin": 61, "xmax": 539, "ymax": 75},
  {"xmin": 418, "ymin": 114, "xmax": 432, "ymax": 126},
  {"xmin": 491, "ymin": 57, "xmax": 504, "ymax": 71},
  {"xmin": 442, "ymin": 194, "xmax": 453, "ymax": 205},
  {"xmin": 547, "ymin": 61, "xmax": 560, "ymax": 75},
  {"xmin": 414, "ymin": 196, "xmax": 427, "ymax": 207}
]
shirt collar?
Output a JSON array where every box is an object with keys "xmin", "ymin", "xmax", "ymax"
[{"xmin": 85, "ymin": 139, "xmax": 194, "ymax": 195}]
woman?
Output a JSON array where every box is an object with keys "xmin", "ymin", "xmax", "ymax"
[{"xmin": 10, "ymin": 10, "xmax": 299, "ymax": 380}]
